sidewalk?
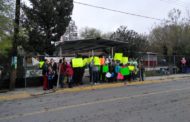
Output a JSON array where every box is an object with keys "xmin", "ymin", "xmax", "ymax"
[{"xmin": 0, "ymin": 74, "xmax": 189, "ymax": 101}]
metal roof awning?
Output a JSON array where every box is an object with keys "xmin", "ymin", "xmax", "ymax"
[{"xmin": 56, "ymin": 38, "xmax": 128, "ymax": 53}]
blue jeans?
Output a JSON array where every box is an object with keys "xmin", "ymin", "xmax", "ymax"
[
  {"xmin": 182, "ymin": 65, "xmax": 186, "ymax": 73},
  {"xmin": 93, "ymin": 71, "xmax": 99, "ymax": 83},
  {"xmin": 59, "ymin": 74, "xmax": 64, "ymax": 88},
  {"xmin": 139, "ymin": 70, "xmax": 144, "ymax": 81},
  {"xmin": 67, "ymin": 76, "xmax": 73, "ymax": 88},
  {"xmin": 67, "ymin": 76, "xmax": 73, "ymax": 83}
]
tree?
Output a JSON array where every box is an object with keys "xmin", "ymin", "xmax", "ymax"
[
  {"xmin": 101, "ymin": 32, "xmax": 113, "ymax": 40},
  {"xmin": 62, "ymin": 20, "xmax": 78, "ymax": 41},
  {"xmin": 22, "ymin": 0, "xmax": 74, "ymax": 54},
  {"xmin": 110, "ymin": 26, "xmax": 149, "ymax": 57},
  {"xmin": 168, "ymin": 8, "xmax": 181, "ymax": 24},
  {"xmin": 0, "ymin": 0, "xmax": 15, "ymax": 90},
  {"xmin": 79, "ymin": 27, "xmax": 113, "ymax": 40},
  {"xmin": 0, "ymin": 36, "xmax": 12, "ymax": 56},
  {"xmin": 9, "ymin": 0, "xmax": 20, "ymax": 90},
  {"xmin": 149, "ymin": 9, "xmax": 190, "ymax": 56},
  {"xmin": 80, "ymin": 27, "xmax": 102, "ymax": 39},
  {"xmin": 0, "ymin": 0, "xmax": 14, "ymax": 56},
  {"xmin": 149, "ymin": 26, "xmax": 170, "ymax": 55}
]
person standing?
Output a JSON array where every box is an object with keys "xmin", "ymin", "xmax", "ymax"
[
  {"xmin": 138, "ymin": 63, "xmax": 145, "ymax": 81},
  {"xmin": 89, "ymin": 62, "xmax": 93, "ymax": 83},
  {"xmin": 91, "ymin": 59, "xmax": 99, "ymax": 84},
  {"xmin": 58, "ymin": 58, "xmax": 66, "ymax": 88},
  {"xmin": 73, "ymin": 66, "xmax": 81, "ymax": 86},
  {"xmin": 47, "ymin": 65, "xmax": 54, "ymax": 90},
  {"xmin": 122, "ymin": 64, "xmax": 128, "ymax": 85},
  {"xmin": 61, "ymin": 58, "xmax": 67, "ymax": 88},
  {"xmin": 78, "ymin": 60, "xmax": 85, "ymax": 85},
  {"xmin": 115, "ymin": 62, "xmax": 121, "ymax": 81},
  {"xmin": 100, "ymin": 56, "xmax": 106, "ymax": 82},
  {"xmin": 66, "ymin": 63, "xmax": 74, "ymax": 88},
  {"xmin": 42, "ymin": 59, "xmax": 49, "ymax": 90},
  {"xmin": 181, "ymin": 57, "xmax": 186, "ymax": 73},
  {"xmin": 50, "ymin": 59, "xmax": 57, "ymax": 87}
]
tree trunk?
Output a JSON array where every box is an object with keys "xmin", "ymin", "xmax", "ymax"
[{"xmin": 10, "ymin": 0, "xmax": 20, "ymax": 90}]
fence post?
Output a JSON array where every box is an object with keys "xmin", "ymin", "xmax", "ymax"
[
  {"xmin": 24, "ymin": 56, "xmax": 27, "ymax": 88},
  {"xmin": 56, "ymin": 46, "xmax": 62, "ymax": 88},
  {"xmin": 173, "ymin": 55, "xmax": 176, "ymax": 74}
]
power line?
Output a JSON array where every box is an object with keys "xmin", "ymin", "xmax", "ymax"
[{"xmin": 74, "ymin": 1, "xmax": 164, "ymax": 21}]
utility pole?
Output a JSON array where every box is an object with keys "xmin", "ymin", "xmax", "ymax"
[
  {"xmin": 10, "ymin": 0, "xmax": 20, "ymax": 90},
  {"xmin": 56, "ymin": 45, "xmax": 62, "ymax": 88}
]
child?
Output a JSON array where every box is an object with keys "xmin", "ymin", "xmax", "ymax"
[
  {"xmin": 106, "ymin": 66, "xmax": 114, "ymax": 82},
  {"xmin": 66, "ymin": 63, "xmax": 74, "ymax": 88},
  {"xmin": 47, "ymin": 66, "xmax": 54, "ymax": 90},
  {"xmin": 122, "ymin": 64, "xmax": 128, "ymax": 85},
  {"xmin": 115, "ymin": 63, "xmax": 122, "ymax": 81}
]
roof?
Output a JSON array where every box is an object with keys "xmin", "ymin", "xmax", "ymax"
[
  {"xmin": 145, "ymin": 52, "xmax": 157, "ymax": 55},
  {"xmin": 56, "ymin": 38, "xmax": 128, "ymax": 53}
]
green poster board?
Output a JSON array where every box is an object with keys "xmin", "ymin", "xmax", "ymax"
[
  {"xmin": 120, "ymin": 67, "xmax": 130, "ymax": 76},
  {"xmin": 103, "ymin": 65, "xmax": 109, "ymax": 73}
]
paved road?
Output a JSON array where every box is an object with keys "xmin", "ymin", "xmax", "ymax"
[{"xmin": 1, "ymin": 78, "xmax": 190, "ymax": 122}]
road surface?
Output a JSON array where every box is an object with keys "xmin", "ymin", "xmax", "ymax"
[{"xmin": 1, "ymin": 78, "xmax": 190, "ymax": 122}]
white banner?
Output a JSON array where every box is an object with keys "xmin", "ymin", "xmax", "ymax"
[{"xmin": 25, "ymin": 69, "xmax": 42, "ymax": 78}]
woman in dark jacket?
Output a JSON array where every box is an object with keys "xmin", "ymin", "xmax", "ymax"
[{"xmin": 42, "ymin": 59, "xmax": 49, "ymax": 90}]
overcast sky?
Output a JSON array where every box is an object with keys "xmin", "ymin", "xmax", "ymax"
[
  {"xmin": 72, "ymin": 0, "xmax": 190, "ymax": 34},
  {"xmin": 24, "ymin": 0, "xmax": 190, "ymax": 34}
]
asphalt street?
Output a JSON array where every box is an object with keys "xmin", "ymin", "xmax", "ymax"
[{"xmin": 1, "ymin": 78, "xmax": 190, "ymax": 122}]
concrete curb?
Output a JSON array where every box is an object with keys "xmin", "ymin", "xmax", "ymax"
[{"xmin": 0, "ymin": 75, "xmax": 189, "ymax": 101}]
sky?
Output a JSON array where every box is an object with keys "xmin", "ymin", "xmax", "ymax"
[
  {"xmin": 72, "ymin": 0, "xmax": 190, "ymax": 34},
  {"xmin": 24, "ymin": 0, "xmax": 190, "ymax": 34}
]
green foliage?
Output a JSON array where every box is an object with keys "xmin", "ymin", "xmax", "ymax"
[
  {"xmin": 22, "ymin": 0, "xmax": 73, "ymax": 55},
  {"xmin": 101, "ymin": 32, "xmax": 113, "ymax": 40},
  {"xmin": 110, "ymin": 26, "xmax": 149, "ymax": 57},
  {"xmin": 149, "ymin": 9, "xmax": 190, "ymax": 56},
  {"xmin": 80, "ymin": 27, "xmax": 113, "ymax": 40},
  {"xmin": 0, "ymin": 0, "xmax": 14, "ymax": 33},
  {"xmin": 0, "ymin": 0, "xmax": 14, "ymax": 56},
  {"xmin": 0, "ymin": 36, "xmax": 12, "ymax": 56},
  {"xmin": 80, "ymin": 27, "xmax": 102, "ymax": 39}
]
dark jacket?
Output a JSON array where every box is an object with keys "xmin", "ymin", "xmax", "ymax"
[{"xmin": 42, "ymin": 63, "xmax": 49, "ymax": 75}]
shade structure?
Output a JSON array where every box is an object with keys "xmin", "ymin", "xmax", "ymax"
[{"xmin": 56, "ymin": 38, "xmax": 128, "ymax": 54}]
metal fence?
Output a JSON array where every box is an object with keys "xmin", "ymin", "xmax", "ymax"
[
  {"xmin": 137, "ymin": 54, "xmax": 190, "ymax": 76},
  {"xmin": 0, "ymin": 53, "xmax": 189, "ymax": 89},
  {"xmin": 0, "ymin": 55, "xmax": 60, "ymax": 89},
  {"xmin": 0, "ymin": 55, "xmax": 11, "ymax": 89}
]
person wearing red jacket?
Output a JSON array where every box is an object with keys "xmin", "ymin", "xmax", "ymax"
[
  {"xmin": 58, "ymin": 58, "xmax": 66, "ymax": 88},
  {"xmin": 65, "ymin": 63, "xmax": 74, "ymax": 88}
]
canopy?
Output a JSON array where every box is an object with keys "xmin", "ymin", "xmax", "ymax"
[{"xmin": 56, "ymin": 38, "xmax": 128, "ymax": 53}]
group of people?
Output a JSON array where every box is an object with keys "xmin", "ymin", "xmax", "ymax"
[
  {"xmin": 42, "ymin": 58, "xmax": 74, "ymax": 90},
  {"xmin": 41, "ymin": 56, "xmax": 145, "ymax": 90},
  {"xmin": 89, "ymin": 57, "xmax": 145, "ymax": 85}
]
